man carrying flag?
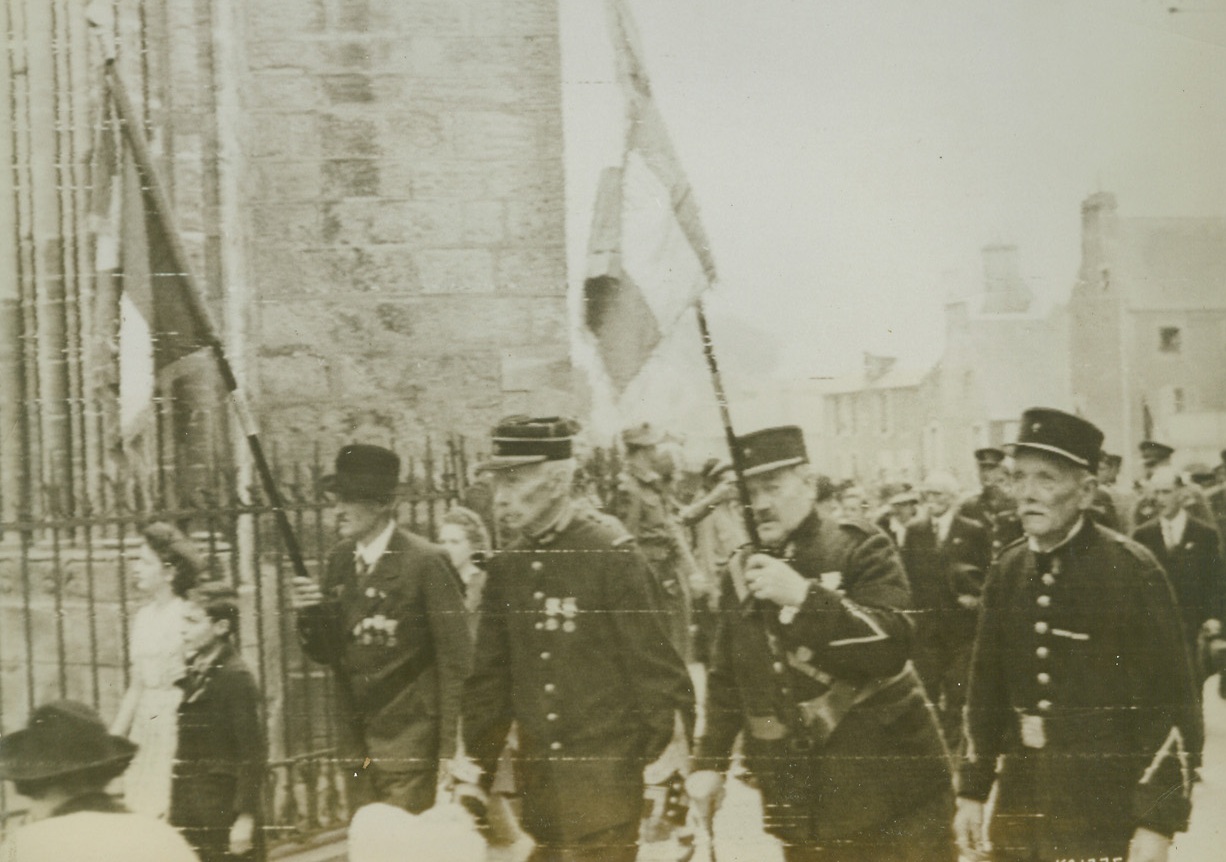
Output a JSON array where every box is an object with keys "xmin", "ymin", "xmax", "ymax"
[{"xmin": 686, "ymin": 426, "xmax": 956, "ymax": 862}]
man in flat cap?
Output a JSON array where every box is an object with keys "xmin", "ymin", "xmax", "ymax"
[
  {"xmin": 612, "ymin": 421, "xmax": 699, "ymax": 661},
  {"xmin": 901, "ymin": 471, "xmax": 991, "ymax": 748},
  {"xmin": 686, "ymin": 426, "xmax": 955, "ymax": 862},
  {"xmin": 459, "ymin": 417, "xmax": 694, "ymax": 862},
  {"xmin": 955, "ymin": 409, "xmax": 1201, "ymax": 862},
  {"xmin": 292, "ymin": 444, "xmax": 471, "ymax": 815},
  {"xmin": 876, "ymin": 485, "xmax": 919, "ymax": 548},
  {"xmin": 958, "ymin": 447, "xmax": 1023, "ymax": 558}
]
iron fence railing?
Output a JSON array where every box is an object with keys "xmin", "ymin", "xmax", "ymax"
[{"xmin": 0, "ymin": 435, "xmax": 469, "ymax": 850}]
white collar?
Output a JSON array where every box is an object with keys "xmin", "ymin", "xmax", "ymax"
[
  {"xmin": 934, "ymin": 507, "xmax": 956, "ymax": 539},
  {"xmin": 1160, "ymin": 508, "xmax": 1187, "ymax": 540},
  {"xmin": 355, "ymin": 519, "xmax": 396, "ymax": 570},
  {"xmin": 1027, "ymin": 515, "xmax": 1086, "ymax": 554}
]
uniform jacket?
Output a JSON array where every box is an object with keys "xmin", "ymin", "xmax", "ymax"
[
  {"xmin": 612, "ymin": 464, "xmax": 687, "ymax": 566},
  {"xmin": 1133, "ymin": 515, "xmax": 1226, "ymax": 644},
  {"xmin": 695, "ymin": 512, "xmax": 951, "ymax": 843},
  {"xmin": 173, "ymin": 642, "xmax": 267, "ymax": 825},
  {"xmin": 957, "ymin": 487, "xmax": 1023, "ymax": 558},
  {"xmin": 901, "ymin": 514, "xmax": 991, "ymax": 647},
  {"xmin": 297, "ymin": 527, "xmax": 472, "ymax": 768},
  {"xmin": 462, "ymin": 506, "xmax": 694, "ymax": 844},
  {"xmin": 960, "ymin": 520, "xmax": 1202, "ymax": 853}
]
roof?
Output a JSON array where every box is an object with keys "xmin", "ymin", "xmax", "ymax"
[
  {"xmin": 820, "ymin": 365, "xmax": 931, "ymax": 395},
  {"xmin": 1113, "ymin": 218, "xmax": 1226, "ymax": 312}
]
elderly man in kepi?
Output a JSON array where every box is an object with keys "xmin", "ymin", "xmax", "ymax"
[
  {"xmin": 955, "ymin": 408, "xmax": 1202, "ymax": 862},
  {"xmin": 0, "ymin": 700, "xmax": 199, "ymax": 861},
  {"xmin": 292, "ymin": 443, "xmax": 472, "ymax": 815},
  {"xmin": 686, "ymin": 425, "xmax": 956, "ymax": 862},
  {"xmin": 458, "ymin": 416, "xmax": 695, "ymax": 862}
]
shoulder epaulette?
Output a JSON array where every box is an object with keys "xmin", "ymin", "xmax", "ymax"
[
  {"xmin": 836, "ymin": 516, "xmax": 875, "ymax": 536},
  {"xmin": 611, "ymin": 534, "xmax": 636, "ymax": 548}
]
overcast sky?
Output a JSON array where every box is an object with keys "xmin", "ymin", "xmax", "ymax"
[{"xmin": 557, "ymin": 0, "xmax": 1226, "ymax": 436}]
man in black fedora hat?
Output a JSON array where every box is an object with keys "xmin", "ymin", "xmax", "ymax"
[
  {"xmin": 0, "ymin": 700, "xmax": 199, "ymax": 860},
  {"xmin": 685, "ymin": 425, "xmax": 956, "ymax": 862},
  {"xmin": 292, "ymin": 443, "xmax": 471, "ymax": 815},
  {"xmin": 459, "ymin": 416, "xmax": 694, "ymax": 862},
  {"xmin": 955, "ymin": 408, "xmax": 1201, "ymax": 862}
]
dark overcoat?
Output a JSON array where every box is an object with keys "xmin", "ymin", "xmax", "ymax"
[
  {"xmin": 902, "ymin": 514, "xmax": 992, "ymax": 649},
  {"xmin": 1133, "ymin": 515, "xmax": 1226, "ymax": 656},
  {"xmin": 297, "ymin": 528, "xmax": 472, "ymax": 782},
  {"xmin": 695, "ymin": 512, "xmax": 953, "ymax": 848},
  {"xmin": 960, "ymin": 520, "xmax": 1202, "ymax": 860},
  {"xmin": 171, "ymin": 643, "xmax": 267, "ymax": 861},
  {"xmin": 462, "ymin": 508, "xmax": 694, "ymax": 845}
]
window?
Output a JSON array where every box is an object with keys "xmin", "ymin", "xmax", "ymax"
[
  {"xmin": 1159, "ymin": 327, "xmax": 1181, "ymax": 354},
  {"xmin": 1173, "ymin": 387, "xmax": 1186, "ymax": 414},
  {"xmin": 879, "ymin": 392, "xmax": 891, "ymax": 435}
]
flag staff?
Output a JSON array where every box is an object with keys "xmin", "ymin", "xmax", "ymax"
[
  {"xmin": 105, "ymin": 60, "xmax": 311, "ymax": 583},
  {"xmin": 695, "ymin": 302, "xmax": 761, "ymax": 548}
]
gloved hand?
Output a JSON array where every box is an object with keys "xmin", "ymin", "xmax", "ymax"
[
  {"xmin": 684, "ymin": 770, "xmax": 725, "ymax": 831},
  {"xmin": 1127, "ymin": 827, "xmax": 1171, "ymax": 862},
  {"xmin": 953, "ymin": 797, "xmax": 988, "ymax": 861}
]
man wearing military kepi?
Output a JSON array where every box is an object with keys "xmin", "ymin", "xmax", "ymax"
[
  {"xmin": 612, "ymin": 421, "xmax": 699, "ymax": 662},
  {"xmin": 955, "ymin": 408, "xmax": 1202, "ymax": 862},
  {"xmin": 292, "ymin": 444, "xmax": 472, "ymax": 815},
  {"xmin": 958, "ymin": 447, "xmax": 1024, "ymax": 557},
  {"xmin": 687, "ymin": 426, "xmax": 956, "ymax": 862},
  {"xmin": 460, "ymin": 417, "xmax": 694, "ymax": 862}
]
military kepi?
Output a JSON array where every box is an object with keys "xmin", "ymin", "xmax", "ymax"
[
  {"xmin": 1006, "ymin": 407, "xmax": 1104, "ymax": 472},
  {"xmin": 480, "ymin": 415, "xmax": 579, "ymax": 470},
  {"xmin": 322, "ymin": 443, "xmax": 401, "ymax": 502},
  {"xmin": 735, "ymin": 425, "xmax": 808, "ymax": 477},
  {"xmin": 974, "ymin": 447, "xmax": 1006, "ymax": 466},
  {"xmin": 1139, "ymin": 439, "xmax": 1175, "ymax": 467}
]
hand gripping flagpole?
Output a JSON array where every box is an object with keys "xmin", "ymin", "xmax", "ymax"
[{"xmin": 106, "ymin": 60, "xmax": 311, "ymax": 583}]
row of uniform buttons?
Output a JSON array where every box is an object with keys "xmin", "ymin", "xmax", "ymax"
[{"xmin": 1032, "ymin": 567, "xmax": 1058, "ymax": 712}]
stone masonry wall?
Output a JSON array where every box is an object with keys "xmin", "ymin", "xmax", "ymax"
[{"xmin": 243, "ymin": 0, "xmax": 577, "ymax": 461}]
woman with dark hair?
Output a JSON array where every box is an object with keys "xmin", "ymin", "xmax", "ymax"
[
  {"xmin": 438, "ymin": 506, "xmax": 492, "ymax": 622},
  {"xmin": 110, "ymin": 522, "xmax": 204, "ymax": 820}
]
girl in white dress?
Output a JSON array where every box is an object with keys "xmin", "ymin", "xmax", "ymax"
[{"xmin": 110, "ymin": 522, "xmax": 203, "ymax": 820}]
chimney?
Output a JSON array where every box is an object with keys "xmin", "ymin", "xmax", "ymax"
[
  {"xmin": 1079, "ymin": 192, "xmax": 1117, "ymax": 288},
  {"xmin": 980, "ymin": 244, "xmax": 1032, "ymax": 313}
]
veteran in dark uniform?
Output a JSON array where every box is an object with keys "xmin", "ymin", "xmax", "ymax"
[
  {"xmin": 687, "ymin": 426, "xmax": 956, "ymax": 862},
  {"xmin": 958, "ymin": 447, "xmax": 1024, "ymax": 557},
  {"xmin": 292, "ymin": 444, "xmax": 472, "ymax": 815},
  {"xmin": 956, "ymin": 409, "xmax": 1202, "ymax": 862},
  {"xmin": 611, "ymin": 421, "xmax": 698, "ymax": 662},
  {"xmin": 460, "ymin": 417, "xmax": 695, "ymax": 862}
]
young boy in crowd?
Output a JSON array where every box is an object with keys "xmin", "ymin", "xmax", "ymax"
[{"xmin": 172, "ymin": 581, "xmax": 267, "ymax": 861}]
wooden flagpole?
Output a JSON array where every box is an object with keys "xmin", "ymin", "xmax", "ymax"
[{"xmin": 105, "ymin": 60, "xmax": 310, "ymax": 583}]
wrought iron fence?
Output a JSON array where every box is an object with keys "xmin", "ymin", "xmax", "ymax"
[{"xmin": 0, "ymin": 435, "xmax": 470, "ymax": 850}]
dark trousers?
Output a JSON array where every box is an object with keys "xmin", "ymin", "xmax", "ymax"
[
  {"xmin": 171, "ymin": 774, "xmax": 256, "ymax": 862},
  {"xmin": 527, "ymin": 821, "xmax": 639, "ymax": 862},
  {"xmin": 780, "ymin": 794, "xmax": 957, "ymax": 862}
]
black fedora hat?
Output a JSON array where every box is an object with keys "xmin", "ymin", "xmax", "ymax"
[
  {"xmin": 974, "ymin": 447, "xmax": 1006, "ymax": 466},
  {"xmin": 321, "ymin": 444, "xmax": 401, "ymax": 502},
  {"xmin": 1006, "ymin": 407, "xmax": 1104, "ymax": 472},
  {"xmin": 0, "ymin": 700, "xmax": 137, "ymax": 783}
]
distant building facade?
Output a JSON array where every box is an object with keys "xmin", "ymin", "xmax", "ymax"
[
  {"xmin": 1069, "ymin": 192, "xmax": 1226, "ymax": 475},
  {"xmin": 923, "ymin": 245, "xmax": 1071, "ymax": 485},
  {"xmin": 816, "ymin": 356, "xmax": 927, "ymax": 484}
]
